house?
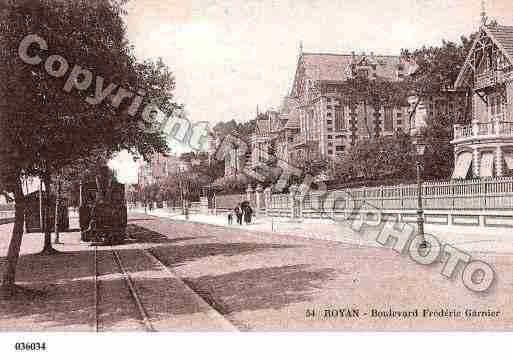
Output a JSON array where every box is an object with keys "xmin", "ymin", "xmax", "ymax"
[
  {"xmin": 286, "ymin": 48, "xmax": 418, "ymax": 161},
  {"xmin": 137, "ymin": 153, "xmax": 191, "ymax": 188},
  {"xmin": 452, "ymin": 15, "xmax": 513, "ymax": 178}
]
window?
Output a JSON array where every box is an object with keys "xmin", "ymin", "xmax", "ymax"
[
  {"xmin": 327, "ymin": 112, "xmax": 332, "ymax": 117},
  {"xmin": 328, "ymin": 135, "xmax": 333, "ymax": 139},
  {"xmin": 336, "ymin": 145, "xmax": 345, "ymax": 152},
  {"xmin": 327, "ymin": 105, "xmax": 332, "ymax": 110},
  {"xmin": 490, "ymin": 94, "xmax": 503, "ymax": 117},
  {"xmin": 336, "ymin": 135, "xmax": 345, "ymax": 139},
  {"xmin": 357, "ymin": 68, "xmax": 369, "ymax": 78},
  {"xmin": 328, "ymin": 142, "xmax": 333, "ymax": 147},
  {"xmin": 327, "ymin": 120, "xmax": 333, "ymax": 124},
  {"xmin": 335, "ymin": 106, "xmax": 345, "ymax": 131},
  {"xmin": 384, "ymin": 107, "xmax": 393, "ymax": 131},
  {"xmin": 328, "ymin": 127, "xmax": 333, "ymax": 132},
  {"xmin": 327, "ymin": 97, "xmax": 332, "ymax": 102},
  {"xmin": 397, "ymin": 112, "xmax": 402, "ymax": 118},
  {"xmin": 397, "ymin": 120, "xmax": 402, "ymax": 126},
  {"xmin": 328, "ymin": 150, "xmax": 333, "ymax": 155}
]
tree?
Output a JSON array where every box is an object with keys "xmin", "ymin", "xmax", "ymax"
[
  {"xmin": 0, "ymin": 118, "xmax": 26, "ymax": 298},
  {"xmin": 422, "ymin": 114, "xmax": 455, "ymax": 180},
  {"xmin": 401, "ymin": 36, "xmax": 475, "ymax": 128},
  {"xmin": 0, "ymin": 0, "xmax": 171, "ymax": 295},
  {"xmin": 334, "ymin": 132, "xmax": 415, "ymax": 182},
  {"xmin": 340, "ymin": 77, "xmax": 408, "ymax": 139},
  {"xmin": 333, "ymin": 114, "xmax": 455, "ymax": 184}
]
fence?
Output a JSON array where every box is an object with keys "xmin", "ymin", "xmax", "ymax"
[
  {"xmin": 210, "ymin": 178, "xmax": 513, "ymax": 227},
  {"xmin": 0, "ymin": 210, "xmax": 15, "ymax": 225},
  {"xmin": 213, "ymin": 192, "xmax": 258, "ymax": 212},
  {"xmin": 264, "ymin": 177, "xmax": 513, "ymax": 227},
  {"xmin": 300, "ymin": 177, "xmax": 513, "ymax": 212}
]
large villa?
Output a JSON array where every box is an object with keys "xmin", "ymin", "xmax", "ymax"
[{"xmin": 452, "ymin": 17, "xmax": 513, "ymax": 178}]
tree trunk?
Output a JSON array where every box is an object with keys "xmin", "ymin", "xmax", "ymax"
[
  {"xmin": 39, "ymin": 173, "xmax": 59, "ymax": 255},
  {"xmin": 54, "ymin": 178, "xmax": 61, "ymax": 245},
  {"xmin": 95, "ymin": 175, "xmax": 104, "ymax": 202},
  {"xmin": 39, "ymin": 181, "xmax": 43, "ymax": 231},
  {"xmin": 0, "ymin": 177, "xmax": 25, "ymax": 296}
]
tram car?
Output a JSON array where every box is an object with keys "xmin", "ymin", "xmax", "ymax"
[{"xmin": 79, "ymin": 180, "xmax": 127, "ymax": 245}]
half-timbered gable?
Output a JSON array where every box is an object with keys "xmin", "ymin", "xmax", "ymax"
[{"xmin": 452, "ymin": 21, "xmax": 513, "ymax": 178}]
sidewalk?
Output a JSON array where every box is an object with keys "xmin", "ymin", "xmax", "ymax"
[
  {"xmin": 0, "ymin": 222, "xmax": 96, "ymax": 330},
  {"xmin": 142, "ymin": 208, "xmax": 513, "ymax": 255},
  {"xmin": 0, "ymin": 220, "xmax": 236, "ymax": 331}
]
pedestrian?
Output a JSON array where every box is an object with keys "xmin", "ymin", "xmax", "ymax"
[
  {"xmin": 243, "ymin": 204, "xmax": 253, "ymax": 225},
  {"xmin": 227, "ymin": 209, "xmax": 233, "ymax": 225},
  {"xmin": 234, "ymin": 204, "xmax": 243, "ymax": 225}
]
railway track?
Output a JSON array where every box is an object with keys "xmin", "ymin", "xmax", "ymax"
[
  {"xmin": 94, "ymin": 246, "xmax": 155, "ymax": 332},
  {"xmin": 93, "ymin": 243, "xmax": 239, "ymax": 332}
]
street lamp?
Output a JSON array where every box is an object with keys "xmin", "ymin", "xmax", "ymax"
[
  {"xmin": 412, "ymin": 133, "xmax": 427, "ymax": 248},
  {"xmin": 408, "ymin": 90, "xmax": 428, "ymax": 248}
]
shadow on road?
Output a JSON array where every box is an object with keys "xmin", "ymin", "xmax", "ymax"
[
  {"xmin": 152, "ymin": 241, "xmax": 300, "ymax": 267},
  {"xmin": 184, "ymin": 264, "xmax": 337, "ymax": 315},
  {"xmin": 126, "ymin": 224, "xmax": 215, "ymax": 244}
]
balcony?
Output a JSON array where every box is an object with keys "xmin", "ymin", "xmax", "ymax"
[
  {"xmin": 453, "ymin": 121, "xmax": 513, "ymax": 143},
  {"xmin": 474, "ymin": 71, "xmax": 504, "ymax": 90}
]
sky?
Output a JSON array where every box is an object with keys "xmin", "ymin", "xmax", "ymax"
[{"xmin": 109, "ymin": 0, "xmax": 513, "ymax": 183}]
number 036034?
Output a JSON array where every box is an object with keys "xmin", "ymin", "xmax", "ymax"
[{"xmin": 14, "ymin": 342, "xmax": 47, "ymax": 351}]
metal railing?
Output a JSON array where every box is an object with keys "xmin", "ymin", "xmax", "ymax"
[
  {"xmin": 454, "ymin": 121, "xmax": 513, "ymax": 140},
  {"xmin": 475, "ymin": 70, "xmax": 504, "ymax": 90}
]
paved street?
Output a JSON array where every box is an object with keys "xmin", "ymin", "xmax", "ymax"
[
  {"xmin": 145, "ymin": 208, "xmax": 513, "ymax": 254},
  {"xmin": 1, "ymin": 213, "xmax": 512, "ymax": 331},
  {"xmin": 124, "ymin": 213, "xmax": 513, "ymax": 330}
]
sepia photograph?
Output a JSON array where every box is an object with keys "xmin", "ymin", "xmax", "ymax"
[{"xmin": 1, "ymin": 0, "xmax": 513, "ymax": 357}]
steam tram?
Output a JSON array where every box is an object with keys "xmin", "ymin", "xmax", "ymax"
[{"xmin": 79, "ymin": 179, "xmax": 127, "ymax": 245}]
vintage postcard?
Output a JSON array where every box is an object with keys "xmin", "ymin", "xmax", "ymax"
[{"xmin": 1, "ymin": 0, "xmax": 513, "ymax": 356}]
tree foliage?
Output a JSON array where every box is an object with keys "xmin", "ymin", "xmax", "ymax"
[
  {"xmin": 401, "ymin": 35, "xmax": 475, "ymax": 94},
  {"xmin": 0, "ymin": 0, "xmax": 173, "ymax": 291},
  {"xmin": 333, "ymin": 114, "xmax": 455, "ymax": 183}
]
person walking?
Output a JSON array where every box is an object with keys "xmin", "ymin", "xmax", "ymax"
[
  {"xmin": 234, "ymin": 204, "xmax": 243, "ymax": 225},
  {"xmin": 227, "ymin": 209, "xmax": 233, "ymax": 225},
  {"xmin": 243, "ymin": 204, "xmax": 253, "ymax": 225}
]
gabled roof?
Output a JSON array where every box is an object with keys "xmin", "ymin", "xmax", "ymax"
[
  {"xmin": 290, "ymin": 52, "xmax": 417, "ymax": 97},
  {"xmin": 274, "ymin": 96, "xmax": 300, "ymax": 131},
  {"xmin": 487, "ymin": 25, "xmax": 513, "ymax": 61},
  {"xmin": 455, "ymin": 24, "xmax": 513, "ymax": 88},
  {"xmin": 254, "ymin": 113, "xmax": 282, "ymax": 136}
]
